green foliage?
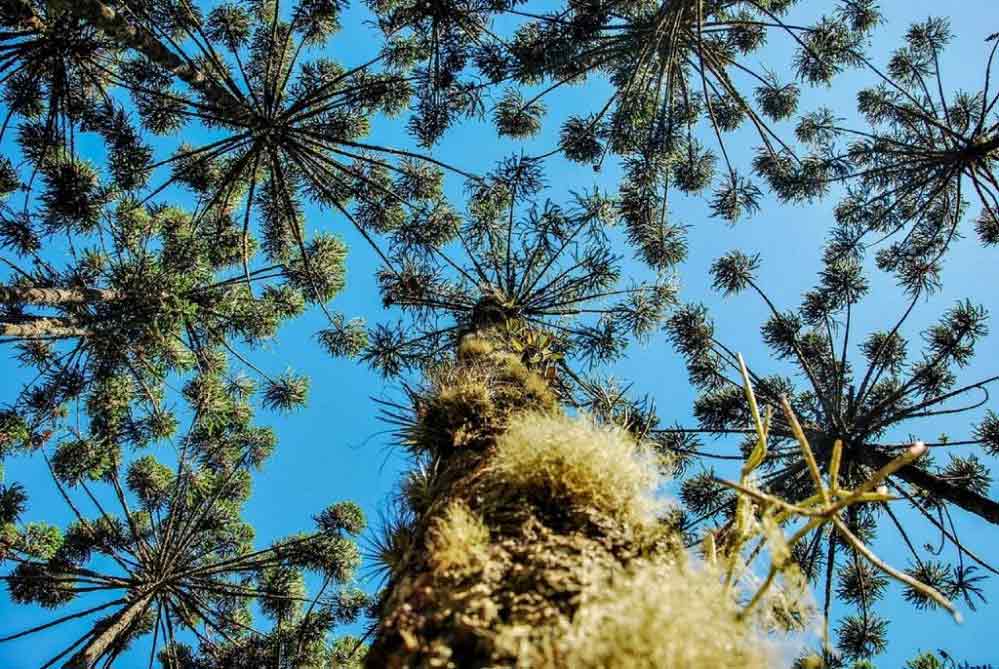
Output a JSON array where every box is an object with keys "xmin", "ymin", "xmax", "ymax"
[
  {"xmin": 0, "ymin": 410, "xmax": 29, "ymax": 454},
  {"xmin": 364, "ymin": 157, "xmax": 675, "ymax": 378},
  {"xmin": 316, "ymin": 500, "xmax": 367, "ymax": 535},
  {"xmin": 0, "ymin": 0, "xmax": 996, "ymax": 665},
  {"xmin": 0, "ymin": 160, "xmax": 362, "ymax": 665},
  {"xmin": 907, "ymin": 652, "xmax": 945, "ymax": 669},
  {"xmin": 494, "ymin": 89, "xmax": 545, "ymax": 138},
  {"xmin": 317, "ymin": 315, "xmax": 368, "ymax": 358},
  {"xmin": 662, "ymin": 238, "xmax": 997, "ymax": 660},
  {"xmin": 50, "ymin": 438, "xmax": 116, "ymax": 485},
  {"xmin": 263, "ymin": 372, "xmax": 311, "ymax": 412},
  {"xmin": 799, "ymin": 17, "xmax": 999, "ymax": 273}
]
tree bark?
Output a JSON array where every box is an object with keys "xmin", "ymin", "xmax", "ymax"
[
  {"xmin": 74, "ymin": 0, "xmax": 242, "ymax": 111},
  {"xmin": 0, "ymin": 286, "xmax": 120, "ymax": 305},
  {"xmin": 64, "ymin": 591, "xmax": 155, "ymax": 669},
  {"xmin": 364, "ymin": 332, "xmax": 678, "ymax": 667},
  {"xmin": 1, "ymin": 318, "xmax": 88, "ymax": 338},
  {"xmin": 2, "ymin": 0, "xmax": 239, "ymax": 110}
]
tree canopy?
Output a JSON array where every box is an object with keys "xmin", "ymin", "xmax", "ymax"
[{"xmin": 0, "ymin": 0, "xmax": 997, "ymax": 667}]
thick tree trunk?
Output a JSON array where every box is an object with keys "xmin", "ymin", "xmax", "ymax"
[
  {"xmin": 64, "ymin": 592, "xmax": 154, "ymax": 669},
  {"xmin": 365, "ymin": 332, "xmax": 771, "ymax": 668}
]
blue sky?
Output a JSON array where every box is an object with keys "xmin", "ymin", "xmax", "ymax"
[{"xmin": 2, "ymin": 1, "xmax": 999, "ymax": 667}]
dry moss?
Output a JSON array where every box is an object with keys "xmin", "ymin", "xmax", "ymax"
[
  {"xmin": 428, "ymin": 379, "xmax": 495, "ymax": 449},
  {"xmin": 427, "ymin": 501, "xmax": 489, "ymax": 572},
  {"xmin": 551, "ymin": 559, "xmax": 778, "ymax": 669},
  {"xmin": 457, "ymin": 334, "xmax": 495, "ymax": 360},
  {"xmin": 490, "ymin": 413, "xmax": 664, "ymax": 527},
  {"xmin": 415, "ymin": 340, "xmax": 558, "ymax": 454}
]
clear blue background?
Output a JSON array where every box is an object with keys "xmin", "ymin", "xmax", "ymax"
[{"xmin": 1, "ymin": 2, "xmax": 998, "ymax": 666}]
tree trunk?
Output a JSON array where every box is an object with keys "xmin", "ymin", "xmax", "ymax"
[
  {"xmin": 75, "ymin": 0, "xmax": 241, "ymax": 110},
  {"xmin": 1, "ymin": 318, "xmax": 88, "ymax": 338},
  {"xmin": 0, "ymin": 286, "xmax": 120, "ymax": 305},
  {"xmin": 365, "ymin": 331, "xmax": 772, "ymax": 668},
  {"xmin": 2, "ymin": 0, "xmax": 237, "ymax": 110},
  {"xmin": 64, "ymin": 592, "xmax": 155, "ymax": 669},
  {"xmin": 859, "ymin": 448, "xmax": 999, "ymax": 525}
]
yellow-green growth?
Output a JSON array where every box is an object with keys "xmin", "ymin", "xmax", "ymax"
[
  {"xmin": 491, "ymin": 413, "xmax": 664, "ymax": 527},
  {"xmin": 427, "ymin": 501, "xmax": 489, "ymax": 571},
  {"xmin": 456, "ymin": 334, "xmax": 495, "ymax": 360},
  {"xmin": 554, "ymin": 560, "xmax": 777, "ymax": 669},
  {"xmin": 368, "ymin": 337, "xmax": 798, "ymax": 668},
  {"xmin": 429, "ymin": 380, "xmax": 494, "ymax": 449},
  {"xmin": 414, "ymin": 334, "xmax": 558, "ymax": 453},
  {"xmin": 710, "ymin": 355, "xmax": 960, "ymax": 659}
]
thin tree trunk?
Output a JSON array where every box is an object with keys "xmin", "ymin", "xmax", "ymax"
[
  {"xmin": 0, "ymin": 286, "xmax": 120, "ymax": 305},
  {"xmin": 74, "ymin": 0, "xmax": 240, "ymax": 110},
  {"xmin": 1, "ymin": 318, "xmax": 88, "ymax": 338},
  {"xmin": 64, "ymin": 591, "xmax": 155, "ymax": 669},
  {"xmin": 2, "ymin": 0, "xmax": 238, "ymax": 109},
  {"xmin": 859, "ymin": 448, "xmax": 999, "ymax": 525}
]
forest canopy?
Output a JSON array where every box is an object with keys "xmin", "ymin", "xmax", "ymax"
[{"xmin": 0, "ymin": 0, "xmax": 997, "ymax": 667}]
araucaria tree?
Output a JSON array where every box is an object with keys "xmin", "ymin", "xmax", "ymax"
[
  {"xmin": 0, "ymin": 0, "xmax": 998, "ymax": 667},
  {"xmin": 664, "ymin": 242, "xmax": 997, "ymax": 662}
]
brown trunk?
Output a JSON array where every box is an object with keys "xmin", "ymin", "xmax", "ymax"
[
  {"xmin": 859, "ymin": 448, "xmax": 999, "ymax": 525},
  {"xmin": 4, "ymin": 0, "xmax": 237, "ymax": 110},
  {"xmin": 1, "ymin": 318, "xmax": 88, "ymax": 338},
  {"xmin": 74, "ymin": 0, "xmax": 240, "ymax": 110},
  {"xmin": 364, "ymin": 332, "xmax": 680, "ymax": 667},
  {"xmin": 0, "ymin": 286, "xmax": 120, "ymax": 305},
  {"xmin": 64, "ymin": 592, "xmax": 155, "ymax": 669}
]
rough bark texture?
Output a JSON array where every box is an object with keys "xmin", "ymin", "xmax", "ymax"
[
  {"xmin": 1, "ymin": 318, "xmax": 88, "ymax": 338},
  {"xmin": 77, "ymin": 0, "xmax": 251, "ymax": 117},
  {"xmin": 0, "ymin": 286, "xmax": 120, "ymax": 305},
  {"xmin": 64, "ymin": 592, "xmax": 154, "ymax": 669},
  {"xmin": 77, "ymin": 0, "xmax": 210, "ymax": 88},
  {"xmin": 365, "ymin": 333, "xmax": 773, "ymax": 668}
]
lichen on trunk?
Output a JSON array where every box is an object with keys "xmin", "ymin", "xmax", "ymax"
[
  {"xmin": 0, "ymin": 285, "xmax": 121, "ymax": 305},
  {"xmin": 1, "ymin": 317, "xmax": 88, "ymax": 338},
  {"xmin": 366, "ymin": 331, "xmax": 779, "ymax": 668}
]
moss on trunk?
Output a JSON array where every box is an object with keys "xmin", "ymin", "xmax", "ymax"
[{"xmin": 366, "ymin": 332, "xmax": 777, "ymax": 668}]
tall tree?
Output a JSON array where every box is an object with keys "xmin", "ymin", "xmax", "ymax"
[
  {"xmin": 363, "ymin": 326, "xmax": 786, "ymax": 667},
  {"xmin": 662, "ymin": 241, "xmax": 997, "ymax": 662},
  {"xmin": 0, "ymin": 361, "xmax": 367, "ymax": 668},
  {"xmin": 361, "ymin": 155, "xmax": 676, "ymax": 379},
  {"xmin": 0, "ymin": 0, "xmax": 996, "ymax": 666}
]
